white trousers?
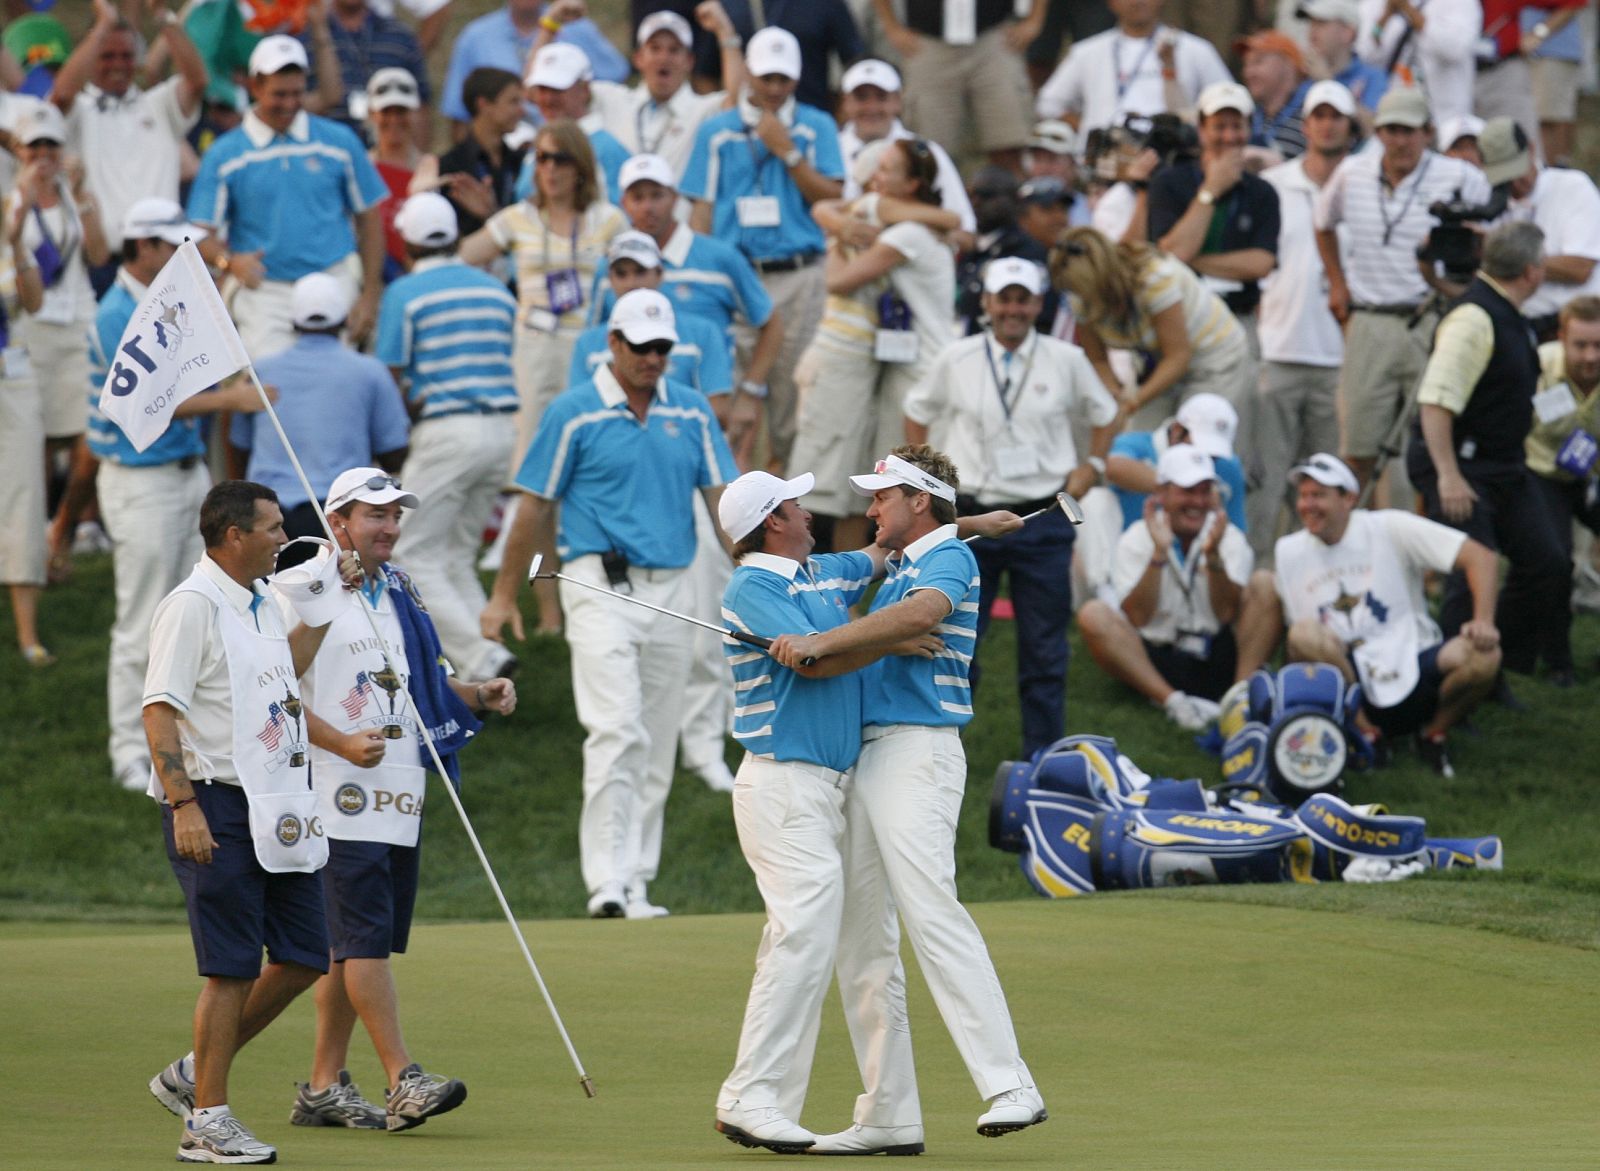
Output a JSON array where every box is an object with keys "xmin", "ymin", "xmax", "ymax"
[
  {"xmin": 678, "ymin": 496, "xmax": 734, "ymax": 771},
  {"xmin": 98, "ymin": 459, "xmax": 208, "ymax": 775},
  {"xmin": 392, "ymin": 413, "xmax": 516, "ymax": 678},
  {"xmin": 835, "ymin": 724, "xmax": 1032, "ymax": 1122},
  {"xmin": 560, "ymin": 555, "xmax": 693, "ymax": 894},
  {"xmin": 719, "ymin": 755, "xmax": 850, "ymax": 1118}
]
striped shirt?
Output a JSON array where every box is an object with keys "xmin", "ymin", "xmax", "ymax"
[
  {"xmin": 1314, "ymin": 148, "xmax": 1491, "ymax": 306},
  {"xmin": 1071, "ymin": 253, "xmax": 1239, "ymax": 358},
  {"xmin": 374, "ymin": 256, "xmax": 518, "ymax": 420},
  {"xmin": 484, "ymin": 199, "xmax": 626, "ymax": 329},
  {"xmin": 86, "ymin": 271, "xmax": 205, "ymax": 466},
  {"xmin": 862, "ymin": 524, "xmax": 980, "ymax": 729},
  {"xmin": 722, "ymin": 550, "xmax": 874, "ymax": 771},
  {"xmin": 568, "ymin": 311, "xmax": 732, "ymax": 398}
]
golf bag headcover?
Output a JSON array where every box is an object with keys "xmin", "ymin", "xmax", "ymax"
[{"xmin": 1221, "ymin": 664, "xmax": 1374, "ymax": 803}]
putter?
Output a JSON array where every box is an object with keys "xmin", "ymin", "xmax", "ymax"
[{"xmin": 963, "ymin": 492, "xmax": 1084, "ymax": 543}]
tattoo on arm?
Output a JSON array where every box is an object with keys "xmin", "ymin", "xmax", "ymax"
[{"xmin": 155, "ymin": 749, "xmax": 190, "ymax": 788}]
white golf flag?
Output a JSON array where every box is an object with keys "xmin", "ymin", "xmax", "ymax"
[{"xmin": 96, "ymin": 239, "xmax": 250, "ymax": 452}]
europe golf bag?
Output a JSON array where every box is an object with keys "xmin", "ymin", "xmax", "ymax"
[{"xmin": 1216, "ymin": 663, "xmax": 1376, "ymax": 804}]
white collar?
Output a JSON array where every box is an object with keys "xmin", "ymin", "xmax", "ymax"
[
  {"xmin": 409, "ymin": 254, "xmax": 460, "ymax": 274},
  {"xmin": 984, "ymin": 328, "xmax": 1037, "ymax": 361},
  {"xmin": 739, "ymin": 90, "xmax": 795, "ymax": 129},
  {"xmin": 86, "ymin": 81, "xmax": 143, "ymax": 108},
  {"xmin": 742, "ymin": 551, "xmax": 801, "ymax": 579},
  {"xmin": 901, "ymin": 523, "xmax": 959, "ymax": 563},
  {"xmin": 243, "ymin": 108, "xmax": 311, "ymax": 147},
  {"xmin": 593, "ymin": 361, "xmax": 667, "ymax": 408},
  {"xmin": 842, "ymin": 117, "xmax": 909, "ymax": 152},
  {"xmin": 116, "ymin": 267, "xmax": 152, "ymax": 300},
  {"xmin": 200, "ymin": 553, "xmax": 261, "ymax": 616},
  {"xmin": 660, "ymin": 222, "xmax": 694, "ymax": 266}
]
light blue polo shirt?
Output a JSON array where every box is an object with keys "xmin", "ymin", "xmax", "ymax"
[
  {"xmin": 1109, "ymin": 429, "xmax": 1248, "ymax": 532},
  {"xmin": 514, "ymin": 121, "xmax": 630, "ymax": 207},
  {"xmin": 86, "ymin": 272, "xmax": 205, "ymax": 467},
  {"xmin": 679, "ymin": 97, "xmax": 843, "ymax": 263},
  {"xmin": 375, "ymin": 256, "xmax": 519, "ymax": 420},
  {"xmin": 589, "ymin": 224, "xmax": 773, "ymax": 346},
  {"xmin": 862, "ymin": 525, "xmax": 979, "ymax": 729},
  {"xmin": 723, "ymin": 550, "xmax": 875, "ymax": 772},
  {"xmin": 187, "ymin": 110, "xmax": 390, "ymax": 281},
  {"xmin": 515, "ymin": 364, "xmax": 737, "ymax": 568},
  {"xmin": 567, "ymin": 311, "xmax": 732, "ymax": 398}
]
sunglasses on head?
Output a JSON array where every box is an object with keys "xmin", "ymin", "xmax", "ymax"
[
  {"xmin": 624, "ymin": 338, "xmax": 673, "ymax": 357},
  {"xmin": 329, "ymin": 474, "xmax": 402, "ymax": 510},
  {"xmin": 536, "ymin": 150, "xmax": 577, "ymax": 167}
]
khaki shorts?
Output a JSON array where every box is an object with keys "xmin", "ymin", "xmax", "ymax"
[
  {"xmin": 1338, "ymin": 309, "xmax": 1430, "ymax": 460},
  {"xmin": 901, "ymin": 26, "xmax": 1033, "ymax": 155},
  {"xmin": 788, "ymin": 342, "xmax": 899, "ymax": 517},
  {"xmin": 1531, "ymin": 57, "xmax": 1580, "ymax": 122}
]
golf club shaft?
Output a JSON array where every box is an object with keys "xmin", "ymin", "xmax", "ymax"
[
  {"xmin": 539, "ymin": 570, "xmax": 777, "ymax": 652},
  {"xmin": 963, "ymin": 492, "xmax": 1083, "ymax": 543}
]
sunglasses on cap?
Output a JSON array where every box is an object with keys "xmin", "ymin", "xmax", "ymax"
[
  {"xmin": 624, "ymin": 338, "xmax": 673, "ymax": 357},
  {"xmin": 536, "ymin": 150, "xmax": 577, "ymax": 167},
  {"xmin": 328, "ymin": 474, "xmax": 403, "ymax": 511},
  {"xmin": 371, "ymin": 78, "xmax": 417, "ymax": 98}
]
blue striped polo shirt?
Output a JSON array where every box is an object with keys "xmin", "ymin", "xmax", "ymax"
[
  {"xmin": 862, "ymin": 524, "xmax": 980, "ymax": 729},
  {"xmin": 567, "ymin": 311, "xmax": 732, "ymax": 398},
  {"xmin": 590, "ymin": 224, "xmax": 774, "ymax": 336},
  {"xmin": 187, "ymin": 110, "xmax": 390, "ymax": 281},
  {"xmin": 722, "ymin": 550, "xmax": 875, "ymax": 771},
  {"xmin": 514, "ymin": 363, "xmax": 737, "ymax": 568},
  {"xmin": 86, "ymin": 272, "xmax": 204, "ymax": 466},
  {"xmin": 375, "ymin": 256, "xmax": 518, "ymax": 420}
]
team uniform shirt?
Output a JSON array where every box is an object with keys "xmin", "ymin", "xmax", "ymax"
[
  {"xmin": 232, "ymin": 335, "xmax": 411, "ymax": 508},
  {"xmin": 514, "ymin": 363, "xmax": 737, "ymax": 567},
  {"xmin": 590, "ymin": 223, "xmax": 775, "ymax": 339},
  {"xmin": 1070, "ymin": 252, "xmax": 1240, "ymax": 358},
  {"xmin": 1035, "ymin": 25, "xmax": 1232, "ymax": 137},
  {"xmin": 838, "ymin": 119, "xmax": 977, "ymax": 233},
  {"xmin": 1527, "ymin": 340, "xmax": 1600, "ymax": 480},
  {"xmin": 187, "ymin": 110, "xmax": 390, "ymax": 281},
  {"xmin": 1274, "ymin": 509, "xmax": 1465, "ymax": 706},
  {"xmin": 484, "ymin": 199, "xmax": 626, "ymax": 331},
  {"xmin": 1505, "ymin": 167, "xmax": 1600, "ymax": 320},
  {"xmin": 1356, "ymin": 0, "xmax": 1479, "ymax": 127},
  {"xmin": 904, "ymin": 330, "xmax": 1119, "ymax": 503},
  {"xmin": 567, "ymin": 311, "xmax": 731, "ymax": 397},
  {"xmin": 65, "ymin": 77, "xmax": 200, "ymax": 248},
  {"xmin": 721, "ymin": 550, "xmax": 875, "ymax": 770},
  {"xmin": 1108, "ymin": 428, "xmax": 1248, "ymax": 531},
  {"xmin": 513, "ymin": 114, "xmax": 630, "ymax": 207},
  {"xmin": 680, "ymin": 94, "xmax": 845, "ymax": 264},
  {"xmin": 590, "ymin": 81, "xmax": 728, "ymax": 180},
  {"xmin": 86, "ymin": 270, "xmax": 205, "ymax": 466},
  {"xmin": 1259, "ymin": 157, "xmax": 1347, "ymax": 367},
  {"xmin": 439, "ymin": 6, "xmax": 627, "ymax": 123},
  {"xmin": 1314, "ymin": 148, "xmax": 1491, "ymax": 306},
  {"xmin": 861, "ymin": 524, "xmax": 979, "ymax": 728},
  {"xmin": 374, "ymin": 256, "xmax": 519, "ymax": 421},
  {"xmin": 1112, "ymin": 518, "xmax": 1253, "ymax": 645}
]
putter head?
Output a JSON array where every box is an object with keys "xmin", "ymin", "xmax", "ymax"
[
  {"xmin": 528, "ymin": 552, "xmax": 545, "ymax": 581},
  {"xmin": 1056, "ymin": 492, "xmax": 1085, "ymax": 525}
]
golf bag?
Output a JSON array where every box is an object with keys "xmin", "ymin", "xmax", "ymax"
[{"xmin": 1218, "ymin": 664, "xmax": 1375, "ymax": 804}]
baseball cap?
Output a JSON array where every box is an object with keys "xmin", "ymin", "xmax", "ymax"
[
  {"xmin": 637, "ymin": 10, "xmax": 693, "ymax": 48},
  {"xmin": 1018, "ymin": 178, "xmax": 1072, "ymax": 208},
  {"xmin": 325, "ymin": 468, "xmax": 419, "ymax": 513},
  {"xmin": 527, "ymin": 42, "xmax": 593, "ymax": 90},
  {"xmin": 367, "ymin": 67, "xmax": 421, "ymax": 111},
  {"xmin": 609, "ymin": 288, "xmax": 678, "ymax": 345},
  {"xmin": 1156, "ymin": 444, "xmax": 1217, "ymax": 488},
  {"xmin": 1174, "ymin": 394, "xmax": 1238, "ymax": 460},
  {"xmin": 746, "ymin": 27, "xmax": 802, "ymax": 81},
  {"xmin": 983, "ymin": 256, "xmax": 1045, "ymax": 296},
  {"xmin": 1197, "ymin": 81, "xmax": 1255, "ymax": 119},
  {"xmin": 849, "ymin": 452, "xmax": 957, "ymax": 503},
  {"xmin": 1297, "ymin": 0, "xmax": 1360, "ymax": 23},
  {"xmin": 13, "ymin": 99, "xmax": 65, "ymax": 144},
  {"xmin": 249, "ymin": 34, "xmax": 309, "ymax": 77},
  {"xmin": 291, "ymin": 273, "xmax": 354, "ymax": 330},
  {"xmin": 608, "ymin": 229, "xmax": 663, "ymax": 269},
  {"xmin": 619, "ymin": 152, "xmax": 677, "ymax": 192},
  {"xmin": 1437, "ymin": 114, "xmax": 1486, "ymax": 150},
  {"xmin": 393, "ymin": 192, "xmax": 459, "ymax": 247},
  {"xmin": 1289, "ymin": 452, "xmax": 1359, "ymax": 494},
  {"xmin": 122, "ymin": 197, "xmax": 206, "ymax": 246},
  {"xmin": 841, "ymin": 58, "xmax": 902, "ymax": 94},
  {"xmin": 1374, "ymin": 85, "xmax": 1429, "ymax": 129},
  {"xmin": 1478, "ymin": 116, "xmax": 1533, "ymax": 186},
  {"xmin": 1235, "ymin": 30, "xmax": 1306, "ymax": 74},
  {"xmin": 1302, "ymin": 79, "xmax": 1357, "ymax": 118},
  {"xmin": 718, "ymin": 470, "xmax": 816, "ymax": 541},
  {"xmin": 1029, "ymin": 120, "xmax": 1078, "ymax": 156}
]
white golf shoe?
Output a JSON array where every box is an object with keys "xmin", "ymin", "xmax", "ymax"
[
  {"xmin": 806, "ymin": 1122, "xmax": 926, "ymax": 1155},
  {"xmin": 150, "ymin": 1054, "xmax": 196, "ymax": 1118},
  {"xmin": 976, "ymin": 1085, "xmax": 1047, "ymax": 1137},
  {"xmin": 586, "ymin": 883, "xmax": 626, "ymax": 919},
  {"xmin": 623, "ymin": 885, "xmax": 669, "ymax": 919},
  {"xmin": 716, "ymin": 1102, "xmax": 816, "ymax": 1154}
]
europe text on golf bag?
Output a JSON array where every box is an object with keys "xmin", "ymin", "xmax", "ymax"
[{"xmin": 1217, "ymin": 663, "xmax": 1375, "ymax": 803}]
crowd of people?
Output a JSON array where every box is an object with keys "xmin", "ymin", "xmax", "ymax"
[{"xmin": 3, "ymin": 0, "xmax": 1600, "ymax": 1161}]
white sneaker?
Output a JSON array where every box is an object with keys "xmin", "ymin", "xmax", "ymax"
[
  {"xmin": 693, "ymin": 758, "xmax": 736, "ymax": 793},
  {"xmin": 177, "ymin": 1110, "xmax": 277, "ymax": 1163},
  {"xmin": 624, "ymin": 885, "xmax": 669, "ymax": 919},
  {"xmin": 586, "ymin": 883, "xmax": 626, "ymax": 919},
  {"xmin": 807, "ymin": 1122, "xmax": 926, "ymax": 1155},
  {"xmin": 715, "ymin": 1101, "xmax": 816, "ymax": 1153},
  {"xmin": 1163, "ymin": 691, "xmax": 1217, "ymax": 731},
  {"xmin": 150, "ymin": 1055, "xmax": 196, "ymax": 1118},
  {"xmin": 976, "ymin": 1085, "xmax": 1047, "ymax": 1137}
]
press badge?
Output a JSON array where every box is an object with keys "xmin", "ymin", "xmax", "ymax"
[
  {"xmin": 1, "ymin": 345, "xmax": 32, "ymax": 380},
  {"xmin": 991, "ymin": 443, "xmax": 1041, "ymax": 477},
  {"xmin": 1175, "ymin": 629, "xmax": 1213, "ymax": 659},
  {"xmin": 524, "ymin": 306, "xmax": 559, "ymax": 333},
  {"xmin": 873, "ymin": 291, "xmax": 917, "ymax": 363},
  {"xmin": 1533, "ymin": 382, "xmax": 1578, "ymax": 425},
  {"xmin": 1555, "ymin": 428, "xmax": 1599, "ymax": 478},
  {"xmin": 545, "ymin": 268, "xmax": 584, "ymax": 315},
  {"xmin": 736, "ymin": 196, "xmax": 781, "ymax": 228}
]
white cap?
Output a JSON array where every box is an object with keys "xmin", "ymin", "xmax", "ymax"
[
  {"xmin": 1302, "ymin": 79, "xmax": 1357, "ymax": 118},
  {"xmin": 746, "ymin": 27, "xmax": 802, "ymax": 80},
  {"xmin": 1028, "ymin": 119, "xmax": 1078, "ymax": 156},
  {"xmin": 609, "ymin": 229, "xmax": 663, "ymax": 269},
  {"xmin": 1290, "ymin": 452, "xmax": 1359, "ymax": 494},
  {"xmin": 849, "ymin": 452, "xmax": 957, "ymax": 503},
  {"xmin": 394, "ymin": 191, "xmax": 458, "ymax": 247},
  {"xmin": 1197, "ymin": 81, "xmax": 1255, "ymax": 119},
  {"xmin": 13, "ymin": 100, "xmax": 65, "ymax": 145},
  {"xmin": 325, "ymin": 467, "xmax": 419, "ymax": 513},
  {"xmin": 367, "ymin": 67, "xmax": 421, "ymax": 111},
  {"xmin": 609, "ymin": 288, "xmax": 678, "ymax": 345},
  {"xmin": 1174, "ymin": 393, "xmax": 1238, "ymax": 459},
  {"xmin": 719, "ymin": 470, "xmax": 816, "ymax": 541},
  {"xmin": 267, "ymin": 539, "xmax": 347, "ymax": 627},
  {"xmin": 122, "ymin": 197, "xmax": 206, "ymax": 246},
  {"xmin": 1157, "ymin": 444, "xmax": 1217, "ymax": 488},
  {"xmin": 291, "ymin": 272, "xmax": 353, "ymax": 330},
  {"xmin": 841, "ymin": 58, "xmax": 902, "ymax": 94},
  {"xmin": 1297, "ymin": 0, "xmax": 1360, "ymax": 23},
  {"xmin": 249, "ymin": 34, "xmax": 309, "ymax": 77},
  {"xmin": 1438, "ymin": 114, "xmax": 1486, "ymax": 150},
  {"xmin": 982, "ymin": 256, "xmax": 1045, "ymax": 296},
  {"xmin": 637, "ymin": 10, "xmax": 693, "ymax": 48},
  {"xmin": 619, "ymin": 152, "xmax": 677, "ymax": 192},
  {"xmin": 527, "ymin": 42, "xmax": 593, "ymax": 89}
]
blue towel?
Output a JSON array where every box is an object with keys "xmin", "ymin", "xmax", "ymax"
[{"xmin": 386, "ymin": 565, "xmax": 482, "ymax": 787}]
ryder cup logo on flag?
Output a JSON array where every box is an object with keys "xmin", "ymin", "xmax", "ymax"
[{"xmin": 97, "ymin": 240, "xmax": 250, "ymax": 452}]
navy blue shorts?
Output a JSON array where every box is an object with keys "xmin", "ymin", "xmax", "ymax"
[
  {"xmin": 163, "ymin": 782, "xmax": 329, "ymax": 980},
  {"xmin": 321, "ymin": 836, "xmax": 420, "ymax": 962},
  {"xmin": 1361, "ymin": 645, "xmax": 1444, "ymax": 737}
]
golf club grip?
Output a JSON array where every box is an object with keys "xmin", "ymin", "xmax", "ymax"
[{"xmin": 729, "ymin": 628, "xmax": 817, "ymax": 667}]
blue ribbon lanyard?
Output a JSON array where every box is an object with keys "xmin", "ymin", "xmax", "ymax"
[
  {"xmin": 983, "ymin": 336, "xmax": 1036, "ymax": 425},
  {"xmin": 1114, "ymin": 25, "xmax": 1164, "ymax": 105}
]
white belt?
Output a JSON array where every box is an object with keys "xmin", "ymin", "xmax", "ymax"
[
  {"xmin": 746, "ymin": 752, "xmax": 849, "ymax": 788},
  {"xmin": 862, "ymin": 723, "xmax": 958, "ymax": 742}
]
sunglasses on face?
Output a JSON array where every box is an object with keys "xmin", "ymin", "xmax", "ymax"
[
  {"xmin": 624, "ymin": 338, "xmax": 673, "ymax": 357},
  {"xmin": 536, "ymin": 150, "xmax": 577, "ymax": 167},
  {"xmin": 372, "ymin": 80, "xmax": 416, "ymax": 98}
]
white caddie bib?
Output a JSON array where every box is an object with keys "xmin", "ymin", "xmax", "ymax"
[{"xmin": 173, "ymin": 570, "xmax": 327, "ymax": 874}]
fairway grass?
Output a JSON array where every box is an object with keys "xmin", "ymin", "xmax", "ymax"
[{"xmin": 4, "ymin": 901, "xmax": 1596, "ymax": 1169}]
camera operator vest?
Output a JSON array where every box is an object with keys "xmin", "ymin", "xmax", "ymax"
[{"xmin": 1417, "ymin": 276, "xmax": 1539, "ymax": 469}]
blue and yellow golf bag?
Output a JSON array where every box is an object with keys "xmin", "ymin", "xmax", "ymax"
[{"xmin": 1216, "ymin": 663, "xmax": 1376, "ymax": 804}]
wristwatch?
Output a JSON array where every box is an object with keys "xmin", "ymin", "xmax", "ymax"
[
  {"xmin": 1196, "ymin": 189, "xmax": 1216, "ymax": 207},
  {"xmin": 781, "ymin": 146, "xmax": 803, "ymax": 169}
]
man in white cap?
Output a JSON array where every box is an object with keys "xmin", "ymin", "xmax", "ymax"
[
  {"xmin": 376, "ymin": 192, "xmax": 520, "ymax": 681},
  {"xmin": 1297, "ymin": 0, "xmax": 1389, "ymax": 113},
  {"xmin": 1437, "ymin": 114, "xmax": 1486, "ymax": 165},
  {"xmin": 482, "ymin": 288, "xmax": 738, "ymax": 918},
  {"xmin": 1079, "ymin": 444, "xmax": 1261, "ymax": 729},
  {"xmin": 681, "ymin": 26, "xmax": 844, "ymax": 466},
  {"xmin": 284, "ymin": 466, "xmax": 515, "ymax": 1134},
  {"xmin": 517, "ymin": 42, "xmax": 630, "ymax": 201},
  {"xmin": 188, "ymin": 34, "xmax": 391, "ymax": 359},
  {"xmin": 298, "ymin": 0, "xmax": 431, "ymax": 140},
  {"xmin": 1269, "ymin": 452, "xmax": 1503, "ymax": 775},
  {"xmin": 904, "ymin": 256, "xmax": 1119, "ymax": 757},
  {"xmin": 231, "ymin": 273, "xmax": 411, "ymax": 565},
  {"xmin": 770, "ymin": 444, "xmax": 1047, "ymax": 1151},
  {"xmin": 1252, "ymin": 80, "xmax": 1359, "ymax": 561},
  {"xmin": 1022, "ymin": 121, "xmax": 1089, "ymax": 227},
  {"xmin": 1106, "ymin": 392, "xmax": 1249, "ymax": 532}
]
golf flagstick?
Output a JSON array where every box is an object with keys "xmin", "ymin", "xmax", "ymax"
[{"xmin": 962, "ymin": 492, "xmax": 1084, "ymax": 543}]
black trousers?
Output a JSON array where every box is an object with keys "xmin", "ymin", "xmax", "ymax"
[{"xmin": 1521, "ymin": 474, "xmax": 1600, "ymax": 671}]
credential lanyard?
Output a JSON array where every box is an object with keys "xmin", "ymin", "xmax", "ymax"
[
  {"xmin": 1114, "ymin": 26, "xmax": 1163, "ymax": 103},
  {"xmin": 983, "ymin": 335, "xmax": 1036, "ymax": 423},
  {"xmin": 1377, "ymin": 152, "xmax": 1431, "ymax": 247}
]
